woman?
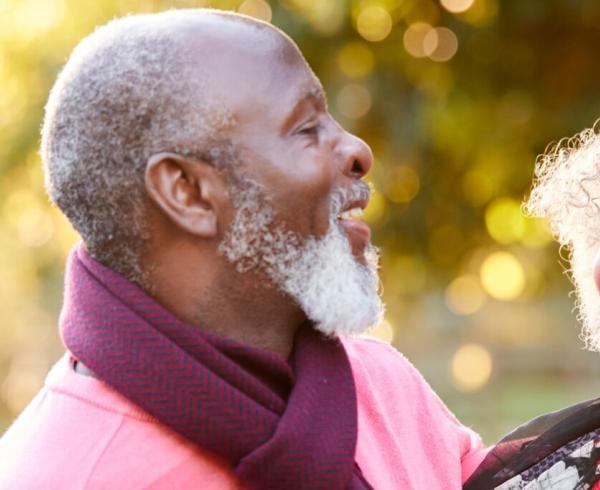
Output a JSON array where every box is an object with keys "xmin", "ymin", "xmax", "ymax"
[{"xmin": 465, "ymin": 124, "xmax": 600, "ymax": 489}]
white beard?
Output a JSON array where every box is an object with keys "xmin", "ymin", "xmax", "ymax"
[{"xmin": 219, "ymin": 177, "xmax": 384, "ymax": 337}]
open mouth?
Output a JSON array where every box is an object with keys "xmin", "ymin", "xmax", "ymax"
[
  {"xmin": 338, "ymin": 207, "xmax": 365, "ymax": 220},
  {"xmin": 336, "ymin": 195, "xmax": 369, "ymax": 221},
  {"xmin": 336, "ymin": 198, "xmax": 371, "ymax": 256}
]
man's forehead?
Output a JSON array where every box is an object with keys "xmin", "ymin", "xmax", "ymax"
[
  {"xmin": 286, "ymin": 69, "xmax": 327, "ymax": 107},
  {"xmin": 170, "ymin": 15, "xmax": 325, "ymax": 130}
]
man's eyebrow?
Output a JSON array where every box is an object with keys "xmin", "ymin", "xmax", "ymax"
[
  {"xmin": 280, "ymin": 88, "xmax": 327, "ymax": 135},
  {"xmin": 305, "ymin": 87, "xmax": 327, "ymax": 107}
]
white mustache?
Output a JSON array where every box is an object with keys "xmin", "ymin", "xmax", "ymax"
[{"xmin": 330, "ymin": 182, "xmax": 371, "ymax": 216}]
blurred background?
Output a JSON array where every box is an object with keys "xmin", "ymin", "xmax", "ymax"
[{"xmin": 2, "ymin": 0, "xmax": 600, "ymax": 444}]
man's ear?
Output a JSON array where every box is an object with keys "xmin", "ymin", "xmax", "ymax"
[{"xmin": 145, "ymin": 152, "xmax": 225, "ymax": 238}]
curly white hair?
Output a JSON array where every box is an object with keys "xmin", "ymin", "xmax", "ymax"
[{"xmin": 526, "ymin": 122, "xmax": 600, "ymax": 351}]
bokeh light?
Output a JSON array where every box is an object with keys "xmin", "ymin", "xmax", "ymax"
[
  {"xmin": 445, "ymin": 275, "xmax": 486, "ymax": 315},
  {"xmin": 2, "ymin": 0, "xmax": 66, "ymax": 44},
  {"xmin": 520, "ymin": 217, "xmax": 553, "ymax": 248},
  {"xmin": 423, "ymin": 27, "xmax": 459, "ymax": 62},
  {"xmin": 16, "ymin": 208, "xmax": 54, "ymax": 247},
  {"xmin": 441, "ymin": 0, "xmax": 476, "ymax": 14},
  {"xmin": 384, "ymin": 166, "xmax": 420, "ymax": 203},
  {"xmin": 480, "ymin": 251, "xmax": 526, "ymax": 300},
  {"xmin": 337, "ymin": 42, "xmax": 375, "ymax": 78},
  {"xmin": 238, "ymin": 0, "xmax": 272, "ymax": 22},
  {"xmin": 485, "ymin": 197, "xmax": 526, "ymax": 244},
  {"xmin": 451, "ymin": 343, "xmax": 493, "ymax": 392},
  {"xmin": 356, "ymin": 5, "xmax": 393, "ymax": 42},
  {"xmin": 336, "ymin": 83, "xmax": 372, "ymax": 119},
  {"xmin": 403, "ymin": 22, "xmax": 434, "ymax": 58}
]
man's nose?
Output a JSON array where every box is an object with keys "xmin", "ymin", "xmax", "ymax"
[{"xmin": 339, "ymin": 131, "xmax": 373, "ymax": 180}]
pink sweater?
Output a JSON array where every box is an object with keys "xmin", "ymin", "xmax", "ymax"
[{"xmin": 0, "ymin": 337, "xmax": 486, "ymax": 489}]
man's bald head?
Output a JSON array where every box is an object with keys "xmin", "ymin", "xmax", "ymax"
[{"xmin": 42, "ymin": 9, "xmax": 294, "ymax": 282}]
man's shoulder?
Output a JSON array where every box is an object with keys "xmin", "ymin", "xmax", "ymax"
[
  {"xmin": 0, "ymin": 355, "xmax": 239, "ymax": 489},
  {"xmin": 342, "ymin": 335, "xmax": 422, "ymax": 380}
]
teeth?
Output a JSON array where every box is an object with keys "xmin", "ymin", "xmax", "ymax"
[{"xmin": 339, "ymin": 207, "xmax": 364, "ymax": 220}]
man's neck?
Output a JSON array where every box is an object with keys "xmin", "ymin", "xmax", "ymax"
[
  {"xmin": 197, "ymin": 283, "xmax": 304, "ymax": 358},
  {"xmin": 164, "ymin": 290, "xmax": 302, "ymax": 358},
  {"xmin": 147, "ymin": 262, "xmax": 304, "ymax": 359},
  {"xmin": 193, "ymin": 298, "xmax": 301, "ymax": 358}
]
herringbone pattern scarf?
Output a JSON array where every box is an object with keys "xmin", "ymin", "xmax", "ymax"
[{"xmin": 59, "ymin": 246, "xmax": 373, "ymax": 490}]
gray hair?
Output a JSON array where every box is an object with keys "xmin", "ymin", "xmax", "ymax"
[{"xmin": 41, "ymin": 10, "xmax": 255, "ymax": 283}]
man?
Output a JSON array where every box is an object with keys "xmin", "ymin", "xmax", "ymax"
[
  {"xmin": 0, "ymin": 10, "xmax": 484, "ymax": 489},
  {"xmin": 464, "ymin": 126, "xmax": 600, "ymax": 489}
]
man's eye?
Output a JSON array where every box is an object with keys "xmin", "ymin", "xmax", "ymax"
[{"xmin": 298, "ymin": 124, "xmax": 320, "ymax": 136}]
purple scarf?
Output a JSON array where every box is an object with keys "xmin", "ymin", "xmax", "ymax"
[{"xmin": 59, "ymin": 246, "xmax": 372, "ymax": 490}]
